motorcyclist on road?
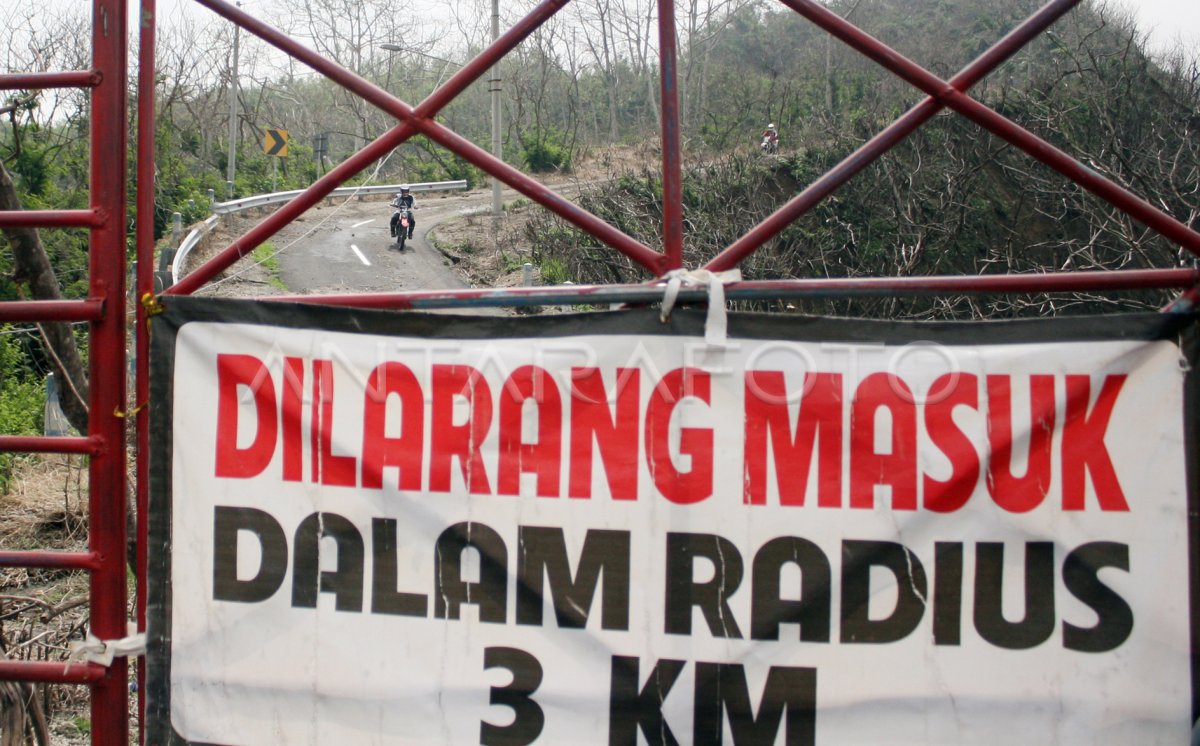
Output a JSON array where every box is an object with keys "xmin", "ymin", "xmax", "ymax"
[
  {"xmin": 761, "ymin": 123, "xmax": 779, "ymax": 152},
  {"xmin": 389, "ymin": 185, "xmax": 416, "ymax": 239}
]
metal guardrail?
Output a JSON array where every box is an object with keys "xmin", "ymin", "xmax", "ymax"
[
  {"xmin": 211, "ymin": 180, "xmax": 467, "ymax": 215},
  {"xmin": 171, "ymin": 215, "xmax": 220, "ymax": 285},
  {"xmin": 170, "ymin": 181, "xmax": 468, "ymax": 285}
]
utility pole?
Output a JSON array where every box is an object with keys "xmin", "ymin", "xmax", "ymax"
[
  {"xmin": 490, "ymin": 0, "xmax": 502, "ymax": 218},
  {"xmin": 226, "ymin": 3, "xmax": 241, "ymax": 199}
]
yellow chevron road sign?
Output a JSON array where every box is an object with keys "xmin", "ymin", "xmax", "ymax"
[{"xmin": 263, "ymin": 128, "xmax": 289, "ymax": 156}]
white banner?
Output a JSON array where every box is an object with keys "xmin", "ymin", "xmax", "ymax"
[{"xmin": 148, "ymin": 300, "xmax": 1198, "ymax": 745}]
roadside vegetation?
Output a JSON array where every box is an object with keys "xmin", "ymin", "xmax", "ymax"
[
  {"xmin": 519, "ymin": 0, "xmax": 1200, "ymax": 318},
  {"xmin": 252, "ymin": 242, "xmax": 289, "ymax": 292}
]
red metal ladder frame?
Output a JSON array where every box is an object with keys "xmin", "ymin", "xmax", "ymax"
[{"xmin": 0, "ymin": 2, "xmax": 130, "ymax": 745}]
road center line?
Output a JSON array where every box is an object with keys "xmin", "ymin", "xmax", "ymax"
[
  {"xmin": 350, "ymin": 244, "xmax": 371, "ymax": 266},
  {"xmin": 352, "ymin": 219, "xmax": 374, "ymax": 228}
]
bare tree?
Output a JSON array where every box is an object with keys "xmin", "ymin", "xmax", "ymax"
[
  {"xmin": 272, "ymin": 0, "xmax": 442, "ymax": 147},
  {"xmin": 573, "ymin": 0, "xmax": 625, "ymax": 140}
]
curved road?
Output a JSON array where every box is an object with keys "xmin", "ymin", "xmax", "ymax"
[{"xmin": 266, "ymin": 189, "xmax": 489, "ymax": 296}]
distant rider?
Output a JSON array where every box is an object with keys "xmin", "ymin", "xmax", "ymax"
[
  {"xmin": 761, "ymin": 123, "xmax": 779, "ymax": 152},
  {"xmin": 389, "ymin": 185, "xmax": 416, "ymax": 238}
]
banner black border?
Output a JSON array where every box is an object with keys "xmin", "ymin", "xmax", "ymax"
[
  {"xmin": 147, "ymin": 296, "xmax": 1200, "ymax": 744},
  {"xmin": 1181, "ymin": 323, "xmax": 1200, "ymax": 728}
]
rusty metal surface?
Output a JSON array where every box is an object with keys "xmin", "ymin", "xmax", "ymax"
[
  {"xmin": 0, "ymin": 551, "xmax": 102, "ymax": 571},
  {"xmin": 0, "ymin": 300, "xmax": 104, "ymax": 323},
  {"xmin": 85, "ymin": 0, "xmax": 131, "ymax": 741},
  {"xmin": 0, "ymin": 435, "xmax": 103, "ymax": 455},
  {"xmin": 0, "ymin": 661, "xmax": 106, "ymax": 685},
  {"xmin": 0, "ymin": 71, "xmax": 101, "ymax": 90}
]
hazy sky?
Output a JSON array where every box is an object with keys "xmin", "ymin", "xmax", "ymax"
[
  {"xmin": 142, "ymin": 0, "xmax": 1199, "ymax": 54},
  {"xmin": 1116, "ymin": 0, "xmax": 1200, "ymax": 52}
]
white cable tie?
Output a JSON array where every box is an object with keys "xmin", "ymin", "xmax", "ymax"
[
  {"xmin": 656, "ymin": 268, "xmax": 741, "ymax": 345},
  {"xmin": 68, "ymin": 623, "xmax": 146, "ymax": 667}
]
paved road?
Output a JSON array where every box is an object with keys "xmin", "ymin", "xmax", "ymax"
[{"xmin": 269, "ymin": 190, "xmax": 488, "ymax": 296}]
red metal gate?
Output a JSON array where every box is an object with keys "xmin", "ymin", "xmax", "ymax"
[{"xmin": 0, "ymin": 0, "xmax": 1198, "ymax": 743}]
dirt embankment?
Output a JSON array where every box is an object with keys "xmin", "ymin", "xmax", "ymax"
[{"xmin": 427, "ymin": 145, "xmax": 648, "ymax": 291}]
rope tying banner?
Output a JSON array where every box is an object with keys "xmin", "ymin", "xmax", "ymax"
[
  {"xmin": 69, "ymin": 624, "xmax": 146, "ymax": 667},
  {"xmin": 658, "ymin": 268, "xmax": 742, "ymax": 345}
]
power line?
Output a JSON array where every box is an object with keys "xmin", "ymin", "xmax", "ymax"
[{"xmin": 0, "ymin": 326, "xmax": 39, "ymax": 337}]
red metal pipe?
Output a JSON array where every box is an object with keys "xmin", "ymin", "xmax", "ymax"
[
  {"xmin": 952, "ymin": 0, "xmax": 1080, "ymax": 87},
  {"xmin": 419, "ymin": 128, "xmax": 666, "ymax": 273},
  {"xmin": 88, "ymin": 1, "xmax": 130, "ymax": 742},
  {"xmin": 0, "ymin": 661, "xmax": 106, "ymax": 685},
  {"xmin": 941, "ymin": 90, "xmax": 1200, "ymax": 255},
  {"xmin": 264, "ymin": 267, "xmax": 1198, "ymax": 309},
  {"xmin": 0, "ymin": 550, "xmax": 102, "ymax": 571},
  {"xmin": 707, "ymin": 0, "xmax": 1082, "ymax": 271},
  {"xmin": 777, "ymin": 0, "xmax": 1200, "ymax": 256},
  {"xmin": 135, "ymin": 0, "xmax": 157, "ymax": 738},
  {"xmin": 657, "ymin": 0, "xmax": 684, "ymax": 270},
  {"xmin": 0, "ymin": 435, "xmax": 103, "ymax": 455},
  {"xmin": 0, "ymin": 300, "xmax": 104, "ymax": 322},
  {"xmin": 0, "ymin": 209, "xmax": 104, "ymax": 229},
  {"xmin": 1165, "ymin": 286, "xmax": 1200, "ymax": 313},
  {"xmin": 728, "ymin": 269, "xmax": 1200, "ymax": 293},
  {"xmin": 0, "ymin": 71, "xmax": 102, "ymax": 90},
  {"xmin": 185, "ymin": 0, "xmax": 665, "ymax": 280},
  {"xmin": 416, "ymin": 0, "xmax": 572, "ymax": 117}
]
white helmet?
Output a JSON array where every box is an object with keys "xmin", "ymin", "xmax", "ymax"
[
  {"xmin": 768, "ymin": 123, "xmax": 776, "ymax": 129},
  {"xmin": 399, "ymin": 184, "xmax": 411, "ymax": 192}
]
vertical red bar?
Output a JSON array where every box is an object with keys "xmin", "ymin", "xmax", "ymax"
[
  {"xmin": 90, "ymin": 1, "xmax": 129, "ymax": 744},
  {"xmin": 658, "ymin": 0, "xmax": 683, "ymax": 271},
  {"xmin": 135, "ymin": 0, "xmax": 157, "ymax": 740}
]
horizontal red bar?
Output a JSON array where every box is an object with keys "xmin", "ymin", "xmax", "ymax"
[
  {"xmin": 0, "ymin": 300, "xmax": 104, "ymax": 323},
  {"xmin": 0, "ymin": 550, "xmax": 102, "ymax": 571},
  {"xmin": 0, "ymin": 660, "xmax": 105, "ymax": 685},
  {"xmin": 0, "ymin": 71, "xmax": 101, "ymax": 90},
  {"xmin": 0, "ymin": 209, "xmax": 103, "ymax": 229},
  {"xmin": 733, "ymin": 270, "xmax": 1200, "ymax": 293},
  {"xmin": 264, "ymin": 267, "xmax": 1199, "ymax": 309},
  {"xmin": 0, "ymin": 436, "xmax": 102, "ymax": 455}
]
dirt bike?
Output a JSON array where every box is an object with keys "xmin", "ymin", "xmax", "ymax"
[
  {"xmin": 391, "ymin": 206, "xmax": 414, "ymax": 250},
  {"xmin": 760, "ymin": 135, "xmax": 779, "ymax": 154}
]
